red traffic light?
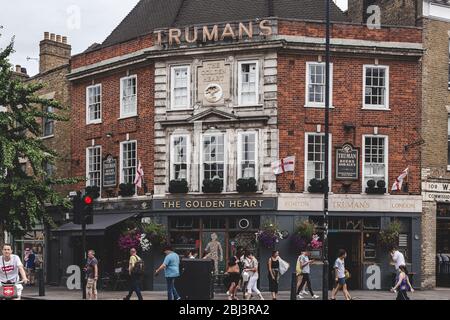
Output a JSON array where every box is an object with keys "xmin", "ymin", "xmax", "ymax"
[{"xmin": 83, "ymin": 196, "xmax": 93, "ymax": 205}]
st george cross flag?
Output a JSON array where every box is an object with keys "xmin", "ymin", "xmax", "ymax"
[
  {"xmin": 272, "ymin": 156, "xmax": 295, "ymax": 175},
  {"xmin": 392, "ymin": 167, "xmax": 409, "ymax": 192},
  {"xmin": 134, "ymin": 160, "xmax": 144, "ymax": 188}
]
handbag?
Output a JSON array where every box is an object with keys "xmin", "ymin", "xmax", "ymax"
[
  {"xmin": 279, "ymin": 258, "xmax": 290, "ymax": 276},
  {"xmin": 345, "ymin": 269, "xmax": 351, "ymax": 280},
  {"xmin": 1, "ymin": 257, "xmax": 19, "ymax": 299},
  {"xmin": 295, "ymin": 257, "xmax": 302, "ymax": 276}
]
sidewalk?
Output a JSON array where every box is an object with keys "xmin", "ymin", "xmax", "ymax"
[{"xmin": 22, "ymin": 286, "xmax": 450, "ymax": 300}]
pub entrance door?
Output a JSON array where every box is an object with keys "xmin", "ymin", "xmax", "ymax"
[{"xmin": 328, "ymin": 232, "xmax": 362, "ymax": 290}]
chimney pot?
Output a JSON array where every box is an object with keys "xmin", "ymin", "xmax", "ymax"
[
  {"xmin": 21, "ymin": 67, "xmax": 27, "ymax": 75},
  {"xmin": 50, "ymin": 33, "xmax": 56, "ymax": 41},
  {"xmin": 15, "ymin": 65, "xmax": 21, "ymax": 73},
  {"xmin": 62, "ymin": 36, "xmax": 68, "ymax": 44},
  {"xmin": 44, "ymin": 32, "xmax": 50, "ymax": 40},
  {"xmin": 56, "ymin": 35, "xmax": 62, "ymax": 42}
]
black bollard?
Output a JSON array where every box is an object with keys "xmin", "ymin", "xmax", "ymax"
[
  {"xmin": 290, "ymin": 272, "xmax": 297, "ymax": 300},
  {"xmin": 38, "ymin": 268, "xmax": 45, "ymax": 296}
]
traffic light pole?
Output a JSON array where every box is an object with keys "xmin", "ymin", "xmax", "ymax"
[{"xmin": 322, "ymin": 0, "xmax": 331, "ymax": 301}]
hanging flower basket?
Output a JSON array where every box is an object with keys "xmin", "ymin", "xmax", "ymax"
[
  {"xmin": 256, "ymin": 221, "xmax": 283, "ymax": 249},
  {"xmin": 291, "ymin": 220, "xmax": 323, "ymax": 254},
  {"xmin": 379, "ymin": 220, "xmax": 401, "ymax": 250},
  {"xmin": 118, "ymin": 230, "xmax": 141, "ymax": 252}
]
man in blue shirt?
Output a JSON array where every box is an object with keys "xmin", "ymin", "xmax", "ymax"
[{"xmin": 155, "ymin": 245, "xmax": 181, "ymax": 300}]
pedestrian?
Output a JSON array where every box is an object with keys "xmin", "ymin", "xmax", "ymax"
[
  {"xmin": 243, "ymin": 251, "xmax": 264, "ymax": 300},
  {"xmin": 391, "ymin": 265, "xmax": 414, "ymax": 300},
  {"xmin": 296, "ymin": 250, "xmax": 319, "ymax": 299},
  {"xmin": 23, "ymin": 248, "xmax": 36, "ymax": 286},
  {"xmin": 331, "ymin": 249, "xmax": 352, "ymax": 301},
  {"xmin": 84, "ymin": 249, "xmax": 98, "ymax": 300},
  {"xmin": 155, "ymin": 245, "xmax": 181, "ymax": 301},
  {"xmin": 295, "ymin": 252, "xmax": 304, "ymax": 294},
  {"xmin": 0, "ymin": 244, "xmax": 29, "ymax": 300},
  {"xmin": 226, "ymin": 255, "xmax": 241, "ymax": 300},
  {"xmin": 267, "ymin": 250, "xmax": 281, "ymax": 300},
  {"xmin": 123, "ymin": 248, "xmax": 144, "ymax": 300},
  {"xmin": 238, "ymin": 249, "xmax": 248, "ymax": 299}
]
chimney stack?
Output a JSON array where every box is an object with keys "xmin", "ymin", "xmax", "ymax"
[
  {"xmin": 15, "ymin": 65, "xmax": 22, "ymax": 73},
  {"xmin": 39, "ymin": 31, "xmax": 71, "ymax": 74}
]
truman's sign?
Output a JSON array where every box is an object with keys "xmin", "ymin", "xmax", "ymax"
[
  {"xmin": 336, "ymin": 144, "xmax": 359, "ymax": 180},
  {"xmin": 154, "ymin": 20, "xmax": 274, "ymax": 46},
  {"xmin": 153, "ymin": 198, "xmax": 276, "ymax": 211}
]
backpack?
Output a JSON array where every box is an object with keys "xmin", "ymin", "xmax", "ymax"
[{"xmin": 131, "ymin": 256, "xmax": 144, "ymax": 276}]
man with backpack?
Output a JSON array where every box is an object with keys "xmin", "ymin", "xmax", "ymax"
[
  {"xmin": 123, "ymin": 248, "xmax": 144, "ymax": 300},
  {"xmin": 154, "ymin": 245, "xmax": 181, "ymax": 300}
]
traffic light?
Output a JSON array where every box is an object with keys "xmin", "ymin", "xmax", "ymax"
[
  {"xmin": 82, "ymin": 194, "xmax": 94, "ymax": 225},
  {"xmin": 72, "ymin": 193, "xmax": 83, "ymax": 225}
]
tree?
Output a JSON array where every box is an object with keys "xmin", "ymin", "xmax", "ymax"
[{"xmin": 0, "ymin": 38, "xmax": 77, "ymax": 237}]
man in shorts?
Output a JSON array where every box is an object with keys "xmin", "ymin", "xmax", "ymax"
[
  {"xmin": 331, "ymin": 249, "xmax": 352, "ymax": 301},
  {"xmin": 84, "ymin": 249, "xmax": 98, "ymax": 300}
]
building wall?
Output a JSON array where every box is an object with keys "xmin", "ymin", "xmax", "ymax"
[
  {"xmin": 70, "ymin": 63, "xmax": 155, "ymax": 195},
  {"xmin": 348, "ymin": 0, "xmax": 419, "ymax": 26},
  {"xmin": 277, "ymin": 53, "xmax": 422, "ymax": 194}
]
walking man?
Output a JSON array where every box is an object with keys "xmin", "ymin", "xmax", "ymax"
[
  {"xmin": 390, "ymin": 246, "xmax": 406, "ymax": 273},
  {"xmin": 23, "ymin": 248, "xmax": 36, "ymax": 286},
  {"xmin": 123, "ymin": 248, "xmax": 143, "ymax": 300},
  {"xmin": 296, "ymin": 250, "xmax": 319, "ymax": 299},
  {"xmin": 84, "ymin": 249, "xmax": 98, "ymax": 300},
  {"xmin": 331, "ymin": 249, "xmax": 352, "ymax": 300},
  {"xmin": 155, "ymin": 245, "xmax": 181, "ymax": 300}
]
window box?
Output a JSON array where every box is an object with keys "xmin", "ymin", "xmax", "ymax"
[
  {"xmin": 202, "ymin": 178, "xmax": 223, "ymax": 194},
  {"xmin": 308, "ymin": 179, "xmax": 326, "ymax": 193},
  {"xmin": 85, "ymin": 186, "xmax": 100, "ymax": 199},
  {"xmin": 169, "ymin": 180, "xmax": 189, "ymax": 194},
  {"xmin": 119, "ymin": 183, "xmax": 136, "ymax": 197},
  {"xmin": 236, "ymin": 178, "xmax": 258, "ymax": 193},
  {"xmin": 365, "ymin": 179, "xmax": 386, "ymax": 194}
]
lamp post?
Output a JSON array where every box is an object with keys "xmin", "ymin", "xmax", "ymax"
[{"xmin": 322, "ymin": 0, "xmax": 331, "ymax": 301}]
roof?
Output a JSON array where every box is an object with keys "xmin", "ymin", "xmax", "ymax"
[{"xmin": 101, "ymin": 0, "xmax": 348, "ymax": 48}]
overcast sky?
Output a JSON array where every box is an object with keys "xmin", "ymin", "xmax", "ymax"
[{"xmin": 0, "ymin": 0, "xmax": 348, "ymax": 76}]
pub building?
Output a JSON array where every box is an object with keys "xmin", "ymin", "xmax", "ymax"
[{"xmin": 60, "ymin": 0, "xmax": 424, "ymax": 292}]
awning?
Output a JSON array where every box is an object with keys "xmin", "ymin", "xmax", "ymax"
[{"xmin": 52, "ymin": 213, "xmax": 138, "ymax": 236}]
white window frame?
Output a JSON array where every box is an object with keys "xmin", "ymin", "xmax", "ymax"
[
  {"xmin": 238, "ymin": 60, "xmax": 260, "ymax": 107},
  {"xmin": 362, "ymin": 135, "xmax": 389, "ymax": 194},
  {"xmin": 170, "ymin": 65, "xmax": 191, "ymax": 110},
  {"xmin": 86, "ymin": 84, "xmax": 102, "ymax": 124},
  {"xmin": 170, "ymin": 134, "xmax": 191, "ymax": 182},
  {"xmin": 304, "ymin": 133, "xmax": 332, "ymax": 192},
  {"xmin": 119, "ymin": 140, "xmax": 138, "ymax": 192},
  {"xmin": 363, "ymin": 65, "xmax": 390, "ymax": 110},
  {"xmin": 120, "ymin": 75, "xmax": 137, "ymax": 119},
  {"xmin": 200, "ymin": 132, "xmax": 227, "ymax": 192},
  {"xmin": 237, "ymin": 131, "xmax": 259, "ymax": 181},
  {"xmin": 305, "ymin": 62, "xmax": 333, "ymax": 108},
  {"xmin": 86, "ymin": 146, "xmax": 102, "ymax": 191},
  {"xmin": 42, "ymin": 105, "xmax": 54, "ymax": 138}
]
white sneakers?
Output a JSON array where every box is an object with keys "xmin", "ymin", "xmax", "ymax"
[
  {"xmin": 300, "ymin": 290, "xmax": 308, "ymax": 295},
  {"xmin": 312, "ymin": 295, "xmax": 320, "ymax": 299},
  {"xmin": 296, "ymin": 294, "xmax": 304, "ymax": 299},
  {"xmin": 297, "ymin": 294, "xmax": 320, "ymax": 299}
]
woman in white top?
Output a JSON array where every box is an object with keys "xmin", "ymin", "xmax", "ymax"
[{"xmin": 243, "ymin": 251, "xmax": 264, "ymax": 300}]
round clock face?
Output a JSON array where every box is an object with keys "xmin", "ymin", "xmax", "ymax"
[{"xmin": 204, "ymin": 83, "xmax": 223, "ymax": 103}]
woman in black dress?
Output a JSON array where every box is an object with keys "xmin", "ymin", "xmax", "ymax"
[{"xmin": 268, "ymin": 250, "xmax": 280, "ymax": 300}]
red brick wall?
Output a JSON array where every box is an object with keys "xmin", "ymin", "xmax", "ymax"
[
  {"xmin": 278, "ymin": 19, "xmax": 422, "ymax": 43},
  {"xmin": 277, "ymin": 54, "xmax": 421, "ymax": 195},
  {"xmin": 70, "ymin": 63, "xmax": 154, "ymax": 196},
  {"xmin": 71, "ymin": 34, "xmax": 153, "ymax": 69}
]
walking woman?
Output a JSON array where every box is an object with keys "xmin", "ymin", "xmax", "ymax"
[
  {"xmin": 268, "ymin": 251, "xmax": 280, "ymax": 300},
  {"xmin": 226, "ymin": 255, "xmax": 241, "ymax": 300},
  {"xmin": 391, "ymin": 265, "xmax": 414, "ymax": 300},
  {"xmin": 296, "ymin": 250, "xmax": 319, "ymax": 299},
  {"xmin": 243, "ymin": 251, "xmax": 264, "ymax": 300}
]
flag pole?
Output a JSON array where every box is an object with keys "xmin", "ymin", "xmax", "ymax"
[{"xmin": 322, "ymin": 0, "xmax": 331, "ymax": 301}]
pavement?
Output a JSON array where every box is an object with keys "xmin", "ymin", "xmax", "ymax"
[{"xmin": 22, "ymin": 286, "xmax": 450, "ymax": 300}]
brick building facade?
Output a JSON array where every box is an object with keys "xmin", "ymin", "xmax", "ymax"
[
  {"xmin": 56, "ymin": 0, "xmax": 424, "ymax": 291},
  {"xmin": 348, "ymin": 0, "xmax": 450, "ymax": 290}
]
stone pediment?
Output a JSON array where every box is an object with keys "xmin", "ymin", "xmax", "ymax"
[{"xmin": 186, "ymin": 108, "xmax": 238, "ymax": 123}]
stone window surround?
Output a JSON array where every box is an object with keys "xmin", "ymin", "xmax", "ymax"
[
  {"xmin": 170, "ymin": 65, "xmax": 192, "ymax": 110},
  {"xmin": 201, "ymin": 132, "xmax": 227, "ymax": 190},
  {"xmin": 237, "ymin": 60, "xmax": 260, "ymax": 107},
  {"xmin": 170, "ymin": 133, "xmax": 191, "ymax": 181},
  {"xmin": 237, "ymin": 130, "xmax": 259, "ymax": 181}
]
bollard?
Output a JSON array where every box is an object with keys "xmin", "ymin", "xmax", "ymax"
[
  {"xmin": 290, "ymin": 272, "xmax": 297, "ymax": 300},
  {"xmin": 38, "ymin": 268, "xmax": 45, "ymax": 296}
]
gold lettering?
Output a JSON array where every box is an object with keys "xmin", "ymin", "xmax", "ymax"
[
  {"xmin": 250, "ymin": 200, "xmax": 257, "ymax": 207},
  {"xmin": 186, "ymin": 201, "xmax": 192, "ymax": 208},
  {"xmin": 229, "ymin": 200, "xmax": 237, "ymax": 208},
  {"xmin": 162, "ymin": 201, "xmax": 168, "ymax": 209},
  {"xmin": 258, "ymin": 200, "xmax": 264, "ymax": 207},
  {"xmin": 242, "ymin": 200, "xmax": 250, "ymax": 208},
  {"xmin": 221, "ymin": 23, "xmax": 236, "ymax": 40},
  {"xmin": 185, "ymin": 27, "xmax": 198, "ymax": 43},
  {"xmin": 168, "ymin": 201, "xmax": 175, "ymax": 208},
  {"xmin": 205, "ymin": 201, "xmax": 212, "ymax": 208},
  {"xmin": 219, "ymin": 201, "xmax": 225, "ymax": 208},
  {"xmin": 176, "ymin": 201, "xmax": 181, "ymax": 209},
  {"xmin": 154, "ymin": 30, "xmax": 163, "ymax": 46},
  {"xmin": 239, "ymin": 22, "xmax": 253, "ymax": 40},
  {"xmin": 259, "ymin": 20, "xmax": 273, "ymax": 36},
  {"xmin": 169, "ymin": 28, "xmax": 182, "ymax": 45},
  {"xmin": 203, "ymin": 25, "xmax": 219, "ymax": 42},
  {"xmin": 192, "ymin": 201, "xmax": 200, "ymax": 208}
]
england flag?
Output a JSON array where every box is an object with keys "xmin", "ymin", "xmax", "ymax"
[
  {"xmin": 134, "ymin": 160, "xmax": 144, "ymax": 188},
  {"xmin": 272, "ymin": 156, "xmax": 295, "ymax": 175},
  {"xmin": 392, "ymin": 167, "xmax": 409, "ymax": 192}
]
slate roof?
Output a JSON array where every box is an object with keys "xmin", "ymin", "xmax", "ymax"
[{"xmin": 101, "ymin": 0, "xmax": 348, "ymax": 48}]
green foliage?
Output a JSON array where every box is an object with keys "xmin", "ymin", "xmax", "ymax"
[
  {"xmin": 379, "ymin": 220, "xmax": 402, "ymax": 249},
  {"xmin": 119, "ymin": 183, "xmax": 135, "ymax": 197},
  {"xmin": 0, "ymin": 38, "xmax": 76, "ymax": 236},
  {"xmin": 294, "ymin": 220, "xmax": 316, "ymax": 239},
  {"xmin": 141, "ymin": 220, "xmax": 167, "ymax": 246}
]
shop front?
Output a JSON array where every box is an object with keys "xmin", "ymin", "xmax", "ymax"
[{"xmin": 278, "ymin": 193, "xmax": 422, "ymax": 290}]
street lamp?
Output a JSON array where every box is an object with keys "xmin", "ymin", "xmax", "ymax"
[{"xmin": 322, "ymin": 0, "xmax": 331, "ymax": 301}]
